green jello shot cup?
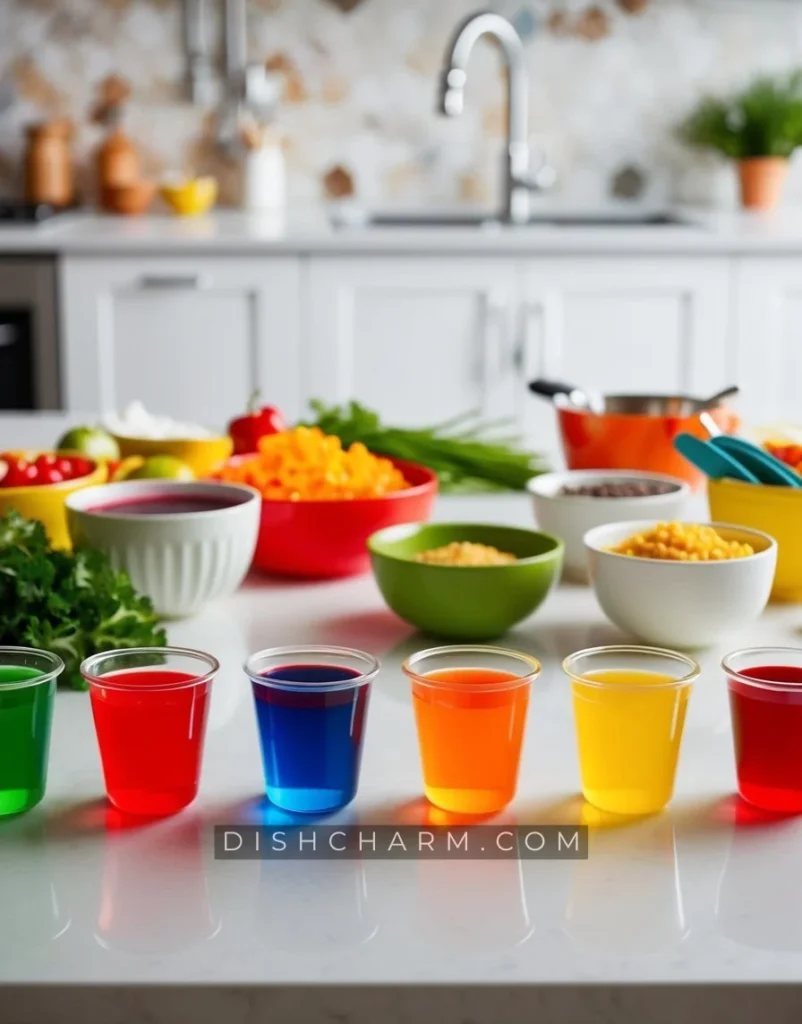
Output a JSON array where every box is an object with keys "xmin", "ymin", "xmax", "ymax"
[{"xmin": 0, "ymin": 647, "xmax": 64, "ymax": 816}]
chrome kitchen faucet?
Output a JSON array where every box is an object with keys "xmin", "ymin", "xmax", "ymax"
[{"xmin": 438, "ymin": 11, "xmax": 556, "ymax": 224}]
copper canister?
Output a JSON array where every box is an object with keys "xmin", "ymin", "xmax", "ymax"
[{"xmin": 24, "ymin": 120, "xmax": 74, "ymax": 207}]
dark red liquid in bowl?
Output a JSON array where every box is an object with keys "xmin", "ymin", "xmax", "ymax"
[
  {"xmin": 728, "ymin": 665, "xmax": 802, "ymax": 813},
  {"xmin": 88, "ymin": 495, "xmax": 242, "ymax": 515}
]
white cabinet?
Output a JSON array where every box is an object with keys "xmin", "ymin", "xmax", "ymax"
[
  {"xmin": 61, "ymin": 249, "xmax": 741, "ymax": 448},
  {"xmin": 518, "ymin": 257, "xmax": 734, "ymax": 446},
  {"xmin": 60, "ymin": 257, "xmax": 301, "ymax": 428},
  {"xmin": 303, "ymin": 255, "xmax": 733, "ymax": 449},
  {"xmin": 303, "ymin": 258, "xmax": 520, "ymax": 427},
  {"xmin": 733, "ymin": 258, "xmax": 802, "ymax": 425}
]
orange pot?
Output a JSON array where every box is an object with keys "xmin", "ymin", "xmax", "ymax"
[
  {"xmin": 737, "ymin": 158, "xmax": 788, "ymax": 211},
  {"xmin": 556, "ymin": 406, "xmax": 739, "ymax": 490}
]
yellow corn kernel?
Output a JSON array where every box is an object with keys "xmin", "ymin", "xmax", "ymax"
[{"xmin": 609, "ymin": 522, "xmax": 754, "ymax": 562}]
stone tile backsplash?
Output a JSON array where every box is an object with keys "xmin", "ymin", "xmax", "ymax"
[{"xmin": 3, "ymin": 0, "xmax": 802, "ymax": 208}]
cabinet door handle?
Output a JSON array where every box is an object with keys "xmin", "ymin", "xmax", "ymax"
[
  {"xmin": 483, "ymin": 289, "xmax": 508, "ymax": 389},
  {"xmin": 137, "ymin": 274, "xmax": 209, "ymax": 290},
  {"xmin": 514, "ymin": 300, "xmax": 543, "ymax": 375}
]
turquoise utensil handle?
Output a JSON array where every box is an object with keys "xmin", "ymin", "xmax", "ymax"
[
  {"xmin": 712, "ymin": 435, "xmax": 802, "ymax": 488},
  {"xmin": 673, "ymin": 433, "xmax": 759, "ymax": 483}
]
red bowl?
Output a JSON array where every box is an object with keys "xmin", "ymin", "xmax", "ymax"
[{"xmin": 243, "ymin": 458, "xmax": 438, "ymax": 578}]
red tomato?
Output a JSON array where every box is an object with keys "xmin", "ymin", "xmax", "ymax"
[
  {"xmin": 39, "ymin": 467, "xmax": 64, "ymax": 485},
  {"xmin": 55, "ymin": 456, "xmax": 75, "ymax": 478},
  {"xmin": 228, "ymin": 395, "xmax": 286, "ymax": 455},
  {"xmin": 35, "ymin": 453, "xmax": 57, "ymax": 470},
  {"xmin": 70, "ymin": 457, "xmax": 93, "ymax": 478},
  {"xmin": 9, "ymin": 461, "xmax": 39, "ymax": 486},
  {"xmin": 0, "ymin": 457, "xmax": 15, "ymax": 487}
]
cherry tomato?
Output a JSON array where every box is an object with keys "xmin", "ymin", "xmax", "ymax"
[
  {"xmin": 9, "ymin": 461, "xmax": 40, "ymax": 486},
  {"xmin": 0, "ymin": 457, "xmax": 18, "ymax": 487},
  {"xmin": 35, "ymin": 453, "xmax": 57, "ymax": 470},
  {"xmin": 41, "ymin": 467, "xmax": 65, "ymax": 485},
  {"xmin": 55, "ymin": 456, "xmax": 75, "ymax": 478},
  {"xmin": 69, "ymin": 457, "xmax": 93, "ymax": 479}
]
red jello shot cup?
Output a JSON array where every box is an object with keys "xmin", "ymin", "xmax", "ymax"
[
  {"xmin": 81, "ymin": 647, "xmax": 219, "ymax": 817},
  {"xmin": 723, "ymin": 647, "xmax": 802, "ymax": 813}
]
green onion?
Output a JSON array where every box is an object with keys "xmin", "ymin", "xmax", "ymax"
[{"xmin": 302, "ymin": 401, "xmax": 548, "ymax": 492}]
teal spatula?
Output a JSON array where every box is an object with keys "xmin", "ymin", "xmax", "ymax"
[
  {"xmin": 711, "ymin": 435, "xmax": 802, "ymax": 487},
  {"xmin": 673, "ymin": 433, "xmax": 759, "ymax": 483}
]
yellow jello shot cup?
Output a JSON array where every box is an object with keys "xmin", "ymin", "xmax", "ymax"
[{"xmin": 563, "ymin": 646, "xmax": 699, "ymax": 816}]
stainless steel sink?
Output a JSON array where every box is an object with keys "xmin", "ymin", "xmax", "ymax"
[{"xmin": 332, "ymin": 209, "xmax": 696, "ymax": 229}]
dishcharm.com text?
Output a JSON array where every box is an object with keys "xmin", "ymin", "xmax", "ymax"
[{"xmin": 214, "ymin": 825, "xmax": 588, "ymax": 860}]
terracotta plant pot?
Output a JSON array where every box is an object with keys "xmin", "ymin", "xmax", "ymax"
[
  {"xmin": 101, "ymin": 180, "xmax": 155, "ymax": 216},
  {"xmin": 737, "ymin": 157, "xmax": 788, "ymax": 211}
]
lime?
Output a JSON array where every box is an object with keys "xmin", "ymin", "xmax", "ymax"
[
  {"xmin": 111, "ymin": 456, "xmax": 145, "ymax": 481},
  {"xmin": 57, "ymin": 426, "xmax": 120, "ymax": 462},
  {"xmin": 122, "ymin": 455, "xmax": 194, "ymax": 481}
]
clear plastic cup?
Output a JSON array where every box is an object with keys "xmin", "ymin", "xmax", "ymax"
[
  {"xmin": 402, "ymin": 645, "xmax": 541, "ymax": 814},
  {"xmin": 82, "ymin": 646, "xmax": 219, "ymax": 816},
  {"xmin": 723, "ymin": 647, "xmax": 802, "ymax": 812},
  {"xmin": 244, "ymin": 645, "xmax": 378, "ymax": 814},
  {"xmin": 0, "ymin": 647, "xmax": 63, "ymax": 816},
  {"xmin": 563, "ymin": 645, "xmax": 699, "ymax": 816}
]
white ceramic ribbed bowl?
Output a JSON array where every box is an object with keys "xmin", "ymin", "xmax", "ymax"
[
  {"xmin": 584, "ymin": 519, "xmax": 777, "ymax": 649},
  {"xmin": 66, "ymin": 480, "xmax": 260, "ymax": 618}
]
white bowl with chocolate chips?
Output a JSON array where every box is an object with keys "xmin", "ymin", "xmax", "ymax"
[{"xmin": 527, "ymin": 470, "xmax": 690, "ymax": 582}]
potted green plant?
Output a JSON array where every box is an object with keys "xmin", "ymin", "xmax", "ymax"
[{"xmin": 680, "ymin": 71, "xmax": 802, "ymax": 210}]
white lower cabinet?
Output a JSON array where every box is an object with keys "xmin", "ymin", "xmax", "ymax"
[
  {"xmin": 733, "ymin": 257, "xmax": 802, "ymax": 426},
  {"xmin": 303, "ymin": 254, "xmax": 734, "ymax": 452},
  {"xmin": 517, "ymin": 257, "xmax": 734, "ymax": 447},
  {"xmin": 60, "ymin": 256, "xmax": 302, "ymax": 428},
  {"xmin": 302, "ymin": 257, "xmax": 521, "ymax": 427},
  {"xmin": 60, "ymin": 249, "xmax": 793, "ymax": 447}
]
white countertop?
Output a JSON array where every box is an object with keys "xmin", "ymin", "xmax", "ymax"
[
  {"xmin": 5, "ymin": 206, "xmax": 802, "ymax": 256},
  {"xmin": 2, "ymin": 407, "xmax": 802, "ymax": 1007}
]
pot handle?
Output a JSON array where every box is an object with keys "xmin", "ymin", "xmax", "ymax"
[{"xmin": 528, "ymin": 378, "xmax": 580, "ymax": 401}]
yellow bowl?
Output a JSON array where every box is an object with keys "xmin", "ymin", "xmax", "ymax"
[
  {"xmin": 708, "ymin": 477, "xmax": 802, "ymax": 601},
  {"xmin": 0, "ymin": 453, "xmax": 107, "ymax": 550},
  {"xmin": 159, "ymin": 177, "xmax": 218, "ymax": 217},
  {"xmin": 111, "ymin": 434, "xmax": 233, "ymax": 479}
]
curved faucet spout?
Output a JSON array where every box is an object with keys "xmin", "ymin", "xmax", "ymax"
[
  {"xmin": 438, "ymin": 10, "xmax": 552, "ymax": 223},
  {"xmin": 439, "ymin": 11, "xmax": 528, "ymax": 149}
]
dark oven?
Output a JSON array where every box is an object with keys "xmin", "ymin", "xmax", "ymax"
[{"xmin": 0, "ymin": 258, "xmax": 60, "ymax": 410}]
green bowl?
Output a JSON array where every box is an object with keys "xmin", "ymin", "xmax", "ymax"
[{"xmin": 368, "ymin": 522, "xmax": 564, "ymax": 641}]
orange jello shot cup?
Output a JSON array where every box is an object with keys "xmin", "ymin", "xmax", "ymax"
[{"xmin": 403, "ymin": 646, "xmax": 541, "ymax": 815}]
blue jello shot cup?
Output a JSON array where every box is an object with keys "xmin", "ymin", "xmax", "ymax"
[{"xmin": 244, "ymin": 645, "xmax": 379, "ymax": 815}]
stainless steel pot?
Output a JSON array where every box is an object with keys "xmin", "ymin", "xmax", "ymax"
[{"xmin": 528, "ymin": 379, "xmax": 739, "ymax": 417}]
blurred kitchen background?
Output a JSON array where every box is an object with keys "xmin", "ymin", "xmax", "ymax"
[
  {"xmin": 3, "ymin": 0, "xmax": 802, "ymax": 209},
  {"xmin": 2, "ymin": 0, "xmax": 802, "ymax": 446}
]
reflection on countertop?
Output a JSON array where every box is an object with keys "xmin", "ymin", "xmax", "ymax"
[
  {"xmin": 0, "ymin": 819, "xmax": 70, "ymax": 959},
  {"xmin": 3, "ymin": 493, "xmax": 802, "ymax": 990},
  {"xmin": 564, "ymin": 806, "xmax": 688, "ymax": 959},
  {"xmin": 93, "ymin": 818, "xmax": 221, "ymax": 955},
  {"xmin": 716, "ymin": 799, "xmax": 802, "ymax": 953}
]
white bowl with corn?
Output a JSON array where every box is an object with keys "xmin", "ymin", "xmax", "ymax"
[{"xmin": 584, "ymin": 520, "xmax": 777, "ymax": 649}]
